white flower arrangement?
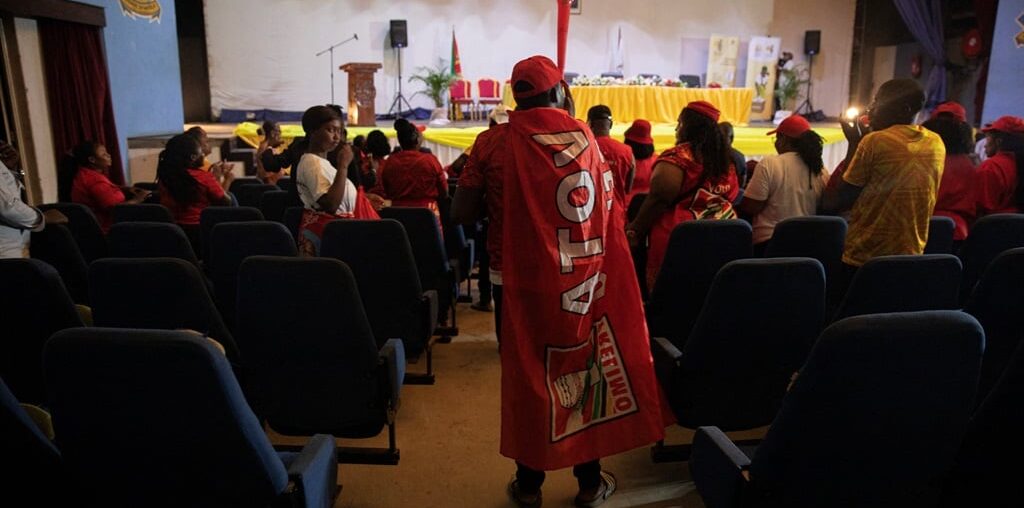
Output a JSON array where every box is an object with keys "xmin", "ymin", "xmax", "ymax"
[{"xmin": 570, "ymin": 75, "xmax": 688, "ymax": 87}]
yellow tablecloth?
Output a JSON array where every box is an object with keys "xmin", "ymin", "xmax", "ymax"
[
  {"xmin": 233, "ymin": 122, "xmax": 842, "ymax": 157},
  {"xmin": 501, "ymin": 84, "xmax": 755, "ymax": 126}
]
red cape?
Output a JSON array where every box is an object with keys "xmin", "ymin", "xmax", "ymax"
[{"xmin": 500, "ymin": 107, "xmax": 665, "ymax": 470}]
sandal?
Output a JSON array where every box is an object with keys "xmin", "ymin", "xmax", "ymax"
[
  {"xmin": 574, "ymin": 471, "xmax": 617, "ymax": 508},
  {"xmin": 507, "ymin": 475, "xmax": 542, "ymax": 507}
]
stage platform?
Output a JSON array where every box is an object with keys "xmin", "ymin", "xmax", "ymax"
[{"xmin": 224, "ymin": 120, "xmax": 848, "ymax": 171}]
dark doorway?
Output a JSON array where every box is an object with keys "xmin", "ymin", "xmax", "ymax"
[{"xmin": 176, "ymin": 0, "xmax": 210, "ymax": 122}]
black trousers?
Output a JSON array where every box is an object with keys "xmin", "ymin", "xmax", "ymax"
[
  {"xmin": 477, "ymin": 221, "xmax": 492, "ymax": 304},
  {"xmin": 516, "ymin": 460, "xmax": 601, "ymax": 493},
  {"xmin": 493, "ymin": 283, "xmax": 503, "ymax": 344}
]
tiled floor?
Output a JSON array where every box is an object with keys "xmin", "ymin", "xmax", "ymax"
[{"xmin": 267, "ymin": 301, "xmax": 765, "ymax": 507}]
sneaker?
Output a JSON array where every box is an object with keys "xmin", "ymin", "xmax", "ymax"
[
  {"xmin": 507, "ymin": 476, "xmax": 542, "ymax": 507},
  {"xmin": 574, "ymin": 471, "xmax": 616, "ymax": 507},
  {"xmin": 471, "ymin": 301, "xmax": 493, "ymax": 312}
]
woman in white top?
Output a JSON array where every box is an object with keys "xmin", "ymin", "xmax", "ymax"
[
  {"xmin": 295, "ymin": 105, "xmax": 378, "ymax": 256},
  {"xmin": 737, "ymin": 114, "xmax": 829, "ymax": 255}
]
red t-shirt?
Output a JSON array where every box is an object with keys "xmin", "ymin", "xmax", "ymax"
[
  {"xmin": 458, "ymin": 124, "xmax": 509, "ymax": 274},
  {"xmin": 159, "ymin": 168, "xmax": 226, "ymax": 225},
  {"xmin": 933, "ymin": 154, "xmax": 976, "ymax": 240},
  {"xmin": 596, "ymin": 135, "xmax": 633, "ymax": 206},
  {"xmin": 976, "ymin": 152, "xmax": 1019, "ymax": 216},
  {"xmin": 626, "ymin": 156, "xmax": 655, "ymax": 204},
  {"xmin": 71, "ymin": 167, "xmax": 125, "ymax": 233},
  {"xmin": 380, "ymin": 149, "xmax": 446, "ymax": 206}
]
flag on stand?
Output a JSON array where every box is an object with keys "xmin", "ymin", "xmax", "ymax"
[
  {"xmin": 451, "ymin": 29, "xmax": 463, "ymax": 77},
  {"xmin": 610, "ymin": 26, "xmax": 624, "ymax": 74},
  {"xmin": 557, "ymin": 0, "xmax": 570, "ymax": 71}
]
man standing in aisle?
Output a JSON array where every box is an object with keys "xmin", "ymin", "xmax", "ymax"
[{"xmin": 457, "ymin": 55, "xmax": 664, "ymax": 507}]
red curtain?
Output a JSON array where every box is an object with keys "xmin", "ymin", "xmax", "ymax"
[{"xmin": 37, "ymin": 19, "xmax": 124, "ymax": 184}]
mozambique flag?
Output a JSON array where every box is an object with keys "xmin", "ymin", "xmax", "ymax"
[{"xmin": 451, "ymin": 29, "xmax": 463, "ymax": 77}]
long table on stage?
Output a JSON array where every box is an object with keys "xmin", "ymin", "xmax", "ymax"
[{"xmin": 502, "ymin": 84, "xmax": 755, "ymax": 126}]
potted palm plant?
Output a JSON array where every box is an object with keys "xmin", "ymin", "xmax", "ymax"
[
  {"xmin": 774, "ymin": 64, "xmax": 810, "ymax": 123},
  {"xmin": 409, "ymin": 60, "xmax": 457, "ymax": 122}
]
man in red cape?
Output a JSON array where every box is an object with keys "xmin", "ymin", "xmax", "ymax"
[{"xmin": 499, "ymin": 55, "xmax": 665, "ymax": 507}]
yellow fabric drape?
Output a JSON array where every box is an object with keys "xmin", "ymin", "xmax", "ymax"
[
  {"xmin": 233, "ymin": 122, "xmax": 843, "ymax": 156},
  {"xmin": 501, "ymin": 84, "xmax": 756, "ymax": 125}
]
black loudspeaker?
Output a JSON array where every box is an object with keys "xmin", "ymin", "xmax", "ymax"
[
  {"xmin": 389, "ymin": 20, "xmax": 407, "ymax": 48},
  {"xmin": 804, "ymin": 30, "xmax": 821, "ymax": 56}
]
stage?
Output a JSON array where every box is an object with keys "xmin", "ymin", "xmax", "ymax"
[{"xmin": 230, "ymin": 120, "xmax": 848, "ymax": 171}]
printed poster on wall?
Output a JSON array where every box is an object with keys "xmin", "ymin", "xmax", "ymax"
[
  {"xmin": 120, "ymin": 0, "xmax": 161, "ymax": 23},
  {"xmin": 706, "ymin": 35, "xmax": 740, "ymax": 87},
  {"xmin": 745, "ymin": 36, "xmax": 781, "ymax": 121}
]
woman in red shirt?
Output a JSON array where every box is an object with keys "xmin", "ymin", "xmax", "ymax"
[
  {"xmin": 922, "ymin": 117, "xmax": 977, "ymax": 242},
  {"xmin": 158, "ymin": 133, "xmax": 234, "ymax": 246},
  {"xmin": 625, "ymin": 101, "xmax": 739, "ymax": 289},
  {"xmin": 380, "ymin": 119, "xmax": 447, "ymax": 215},
  {"xmin": 623, "ymin": 119, "xmax": 656, "ymax": 206},
  {"xmin": 58, "ymin": 141, "xmax": 150, "ymax": 233},
  {"xmin": 363, "ymin": 129, "xmax": 391, "ymax": 195},
  {"xmin": 976, "ymin": 116, "xmax": 1024, "ymax": 217}
]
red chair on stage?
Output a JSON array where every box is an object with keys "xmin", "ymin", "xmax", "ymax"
[
  {"xmin": 477, "ymin": 78, "xmax": 503, "ymax": 118},
  {"xmin": 449, "ymin": 79, "xmax": 475, "ymax": 121}
]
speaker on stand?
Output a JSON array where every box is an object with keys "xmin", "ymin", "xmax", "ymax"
[
  {"xmin": 387, "ymin": 20, "xmax": 413, "ymax": 118},
  {"xmin": 795, "ymin": 30, "xmax": 823, "ymax": 120}
]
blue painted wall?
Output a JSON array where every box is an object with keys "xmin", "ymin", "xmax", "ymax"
[
  {"xmin": 79, "ymin": 0, "xmax": 184, "ymax": 170},
  {"xmin": 982, "ymin": 0, "xmax": 1024, "ymax": 123}
]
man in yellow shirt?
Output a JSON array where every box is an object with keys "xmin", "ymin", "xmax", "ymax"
[{"xmin": 822, "ymin": 78, "xmax": 945, "ymax": 272}]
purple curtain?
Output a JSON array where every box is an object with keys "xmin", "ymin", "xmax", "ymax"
[{"xmin": 894, "ymin": 0, "xmax": 946, "ymax": 111}]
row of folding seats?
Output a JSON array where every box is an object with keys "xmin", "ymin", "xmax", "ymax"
[{"xmin": 656, "ymin": 248, "xmax": 1024, "ymax": 505}]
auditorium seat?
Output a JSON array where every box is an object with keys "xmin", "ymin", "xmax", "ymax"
[
  {"xmin": 208, "ymin": 221, "xmax": 296, "ymax": 332},
  {"xmin": 957, "ymin": 213, "xmax": 1024, "ymax": 304},
  {"xmin": 107, "ymin": 222, "xmax": 200, "ymax": 266},
  {"xmin": 943, "ymin": 338, "xmax": 1024, "ymax": 507},
  {"xmin": 259, "ymin": 190, "xmax": 290, "ymax": 223},
  {"xmin": 437, "ymin": 196, "xmax": 472, "ymax": 303},
  {"xmin": 0, "ymin": 376, "xmax": 64, "ymax": 506},
  {"xmin": 833, "ymin": 254, "xmax": 961, "ymax": 322},
  {"xmin": 646, "ymin": 219, "xmax": 752, "ymax": 345},
  {"xmin": 690, "ymin": 310, "xmax": 984, "ymax": 508},
  {"xmin": 236, "ymin": 256, "xmax": 404, "ymax": 464},
  {"xmin": 29, "ymin": 224, "xmax": 90, "ymax": 304},
  {"xmin": 924, "ymin": 216, "xmax": 956, "ymax": 254},
  {"xmin": 283, "ymin": 206, "xmax": 304, "ymax": 240},
  {"xmin": 320, "ymin": 219, "xmax": 439, "ymax": 384},
  {"xmin": 380, "ymin": 207, "xmax": 458, "ymax": 338},
  {"xmin": 199, "ymin": 206, "xmax": 264, "ymax": 263},
  {"xmin": 651, "ymin": 258, "xmax": 824, "ymax": 461},
  {"xmin": 228, "ymin": 177, "xmax": 261, "ymax": 197},
  {"xmin": 38, "ymin": 203, "xmax": 107, "ymax": 262},
  {"xmin": 111, "ymin": 203, "xmax": 174, "ymax": 224},
  {"xmin": 236, "ymin": 183, "xmax": 279, "ymax": 208},
  {"xmin": 764, "ymin": 216, "xmax": 846, "ymax": 308},
  {"xmin": 44, "ymin": 327, "xmax": 337, "ymax": 507},
  {"xmin": 449, "ymin": 78, "xmax": 475, "ymax": 121},
  {"xmin": 963, "ymin": 247, "xmax": 1024, "ymax": 405},
  {"xmin": 89, "ymin": 258, "xmax": 240, "ymax": 363},
  {"xmin": 0, "ymin": 259, "xmax": 83, "ymax": 404}
]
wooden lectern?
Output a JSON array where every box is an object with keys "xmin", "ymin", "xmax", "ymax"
[{"xmin": 340, "ymin": 63, "xmax": 383, "ymax": 126}]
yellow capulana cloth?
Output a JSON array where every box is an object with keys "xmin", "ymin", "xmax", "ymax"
[
  {"xmin": 501, "ymin": 84, "xmax": 756, "ymax": 125},
  {"xmin": 233, "ymin": 122, "xmax": 843, "ymax": 157}
]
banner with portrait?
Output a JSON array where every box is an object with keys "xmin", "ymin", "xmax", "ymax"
[
  {"xmin": 745, "ymin": 36, "xmax": 781, "ymax": 121},
  {"xmin": 706, "ymin": 35, "xmax": 740, "ymax": 87}
]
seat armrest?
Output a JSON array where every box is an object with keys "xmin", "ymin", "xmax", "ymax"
[
  {"xmin": 651, "ymin": 336, "xmax": 683, "ymax": 362},
  {"xmin": 379, "ymin": 338, "xmax": 406, "ymax": 415},
  {"xmin": 420, "ymin": 290, "xmax": 439, "ymax": 335},
  {"xmin": 690, "ymin": 426, "xmax": 751, "ymax": 508},
  {"xmin": 285, "ymin": 433, "xmax": 338, "ymax": 508}
]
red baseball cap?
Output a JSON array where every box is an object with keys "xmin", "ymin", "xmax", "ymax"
[
  {"xmin": 767, "ymin": 114, "xmax": 812, "ymax": 138},
  {"xmin": 930, "ymin": 101, "xmax": 967, "ymax": 123},
  {"xmin": 511, "ymin": 55, "xmax": 563, "ymax": 99},
  {"xmin": 982, "ymin": 115, "xmax": 1024, "ymax": 134},
  {"xmin": 684, "ymin": 101, "xmax": 720, "ymax": 122},
  {"xmin": 624, "ymin": 119, "xmax": 653, "ymax": 145}
]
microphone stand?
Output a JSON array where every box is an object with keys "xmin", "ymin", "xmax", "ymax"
[{"xmin": 316, "ymin": 34, "xmax": 358, "ymax": 104}]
